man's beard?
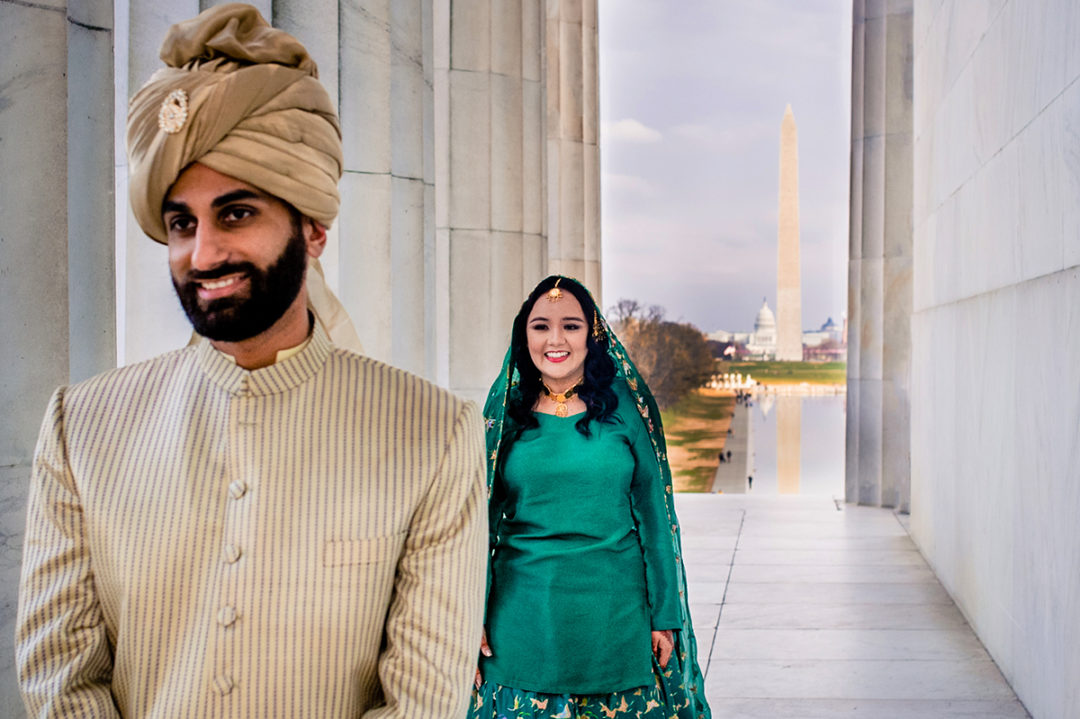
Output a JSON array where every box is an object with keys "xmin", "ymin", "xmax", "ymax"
[{"xmin": 172, "ymin": 229, "xmax": 308, "ymax": 343}]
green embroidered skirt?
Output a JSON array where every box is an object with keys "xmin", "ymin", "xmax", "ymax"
[{"xmin": 469, "ymin": 657, "xmax": 692, "ymax": 719}]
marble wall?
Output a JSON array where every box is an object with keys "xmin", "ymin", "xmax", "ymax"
[
  {"xmin": 909, "ymin": 2, "xmax": 1080, "ymax": 717},
  {"xmin": 0, "ymin": 0, "xmax": 599, "ymax": 708}
]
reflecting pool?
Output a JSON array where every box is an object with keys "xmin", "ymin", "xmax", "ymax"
[{"xmin": 749, "ymin": 393, "xmax": 846, "ymax": 496}]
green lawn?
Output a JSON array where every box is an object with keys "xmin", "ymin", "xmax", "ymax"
[
  {"xmin": 660, "ymin": 391, "xmax": 735, "ymax": 492},
  {"xmin": 718, "ymin": 360, "xmax": 846, "ymax": 385}
]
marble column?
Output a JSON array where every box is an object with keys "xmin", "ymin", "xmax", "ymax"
[
  {"xmin": 1, "ymin": 5, "xmax": 69, "ymax": 710},
  {"xmin": 334, "ymin": 0, "xmax": 435, "ymax": 378},
  {"xmin": 114, "ymin": 1, "xmax": 200, "ymax": 366},
  {"xmin": 846, "ymin": 0, "xmax": 912, "ymax": 511},
  {"xmin": 845, "ymin": 0, "xmax": 865, "ymax": 503},
  {"xmin": 880, "ymin": 1, "xmax": 913, "ymax": 513},
  {"xmin": 1, "ymin": 0, "xmax": 116, "ymax": 707},
  {"xmin": 68, "ymin": 0, "xmax": 117, "ymax": 383},
  {"xmin": 437, "ymin": 0, "xmax": 548, "ymax": 402},
  {"xmin": 855, "ymin": 0, "xmax": 886, "ymax": 507},
  {"xmin": 545, "ymin": 0, "xmax": 601, "ymax": 298}
]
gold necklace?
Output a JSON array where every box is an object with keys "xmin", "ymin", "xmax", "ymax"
[{"xmin": 543, "ymin": 382, "xmax": 580, "ymax": 417}]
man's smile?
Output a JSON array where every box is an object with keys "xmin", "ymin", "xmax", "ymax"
[{"xmin": 194, "ymin": 273, "xmax": 248, "ymax": 301}]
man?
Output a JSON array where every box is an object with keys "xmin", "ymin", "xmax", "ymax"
[{"xmin": 16, "ymin": 5, "xmax": 486, "ymax": 717}]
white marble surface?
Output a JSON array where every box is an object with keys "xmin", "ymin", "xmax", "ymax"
[
  {"xmin": 674, "ymin": 495, "xmax": 1029, "ymax": 717},
  {"xmin": 911, "ymin": 4, "xmax": 1080, "ymax": 716},
  {"xmin": 707, "ymin": 698, "xmax": 1029, "ymax": 719}
]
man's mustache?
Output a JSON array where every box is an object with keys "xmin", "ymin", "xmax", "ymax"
[{"xmin": 184, "ymin": 262, "xmax": 257, "ymax": 282}]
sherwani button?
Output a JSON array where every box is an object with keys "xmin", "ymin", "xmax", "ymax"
[
  {"xmin": 228, "ymin": 480, "xmax": 247, "ymax": 499},
  {"xmin": 213, "ymin": 675, "xmax": 234, "ymax": 695},
  {"xmin": 223, "ymin": 544, "xmax": 241, "ymax": 563},
  {"xmin": 218, "ymin": 606, "xmax": 237, "ymax": 626}
]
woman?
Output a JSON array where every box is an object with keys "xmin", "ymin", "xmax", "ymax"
[{"xmin": 473, "ymin": 276, "xmax": 710, "ymax": 719}]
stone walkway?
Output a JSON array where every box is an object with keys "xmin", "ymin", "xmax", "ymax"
[
  {"xmin": 675, "ymin": 494, "xmax": 1031, "ymax": 718},
  {"xmin": 710, "ymin": 400, "xmax": 751, "ymax": 493}
]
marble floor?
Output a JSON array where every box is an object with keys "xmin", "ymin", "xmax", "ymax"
[{"xmin": 676, "ymin": 494, "xmax": 1032, "ymax": 719}]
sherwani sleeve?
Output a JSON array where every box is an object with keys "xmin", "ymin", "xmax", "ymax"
[
  {"xmin": 363, "ymin": 401, "xmax": 488, "ymax": 718},
  {"xmin": 16, "ymin": 388, "xmax": 121, "ymax": 718}
]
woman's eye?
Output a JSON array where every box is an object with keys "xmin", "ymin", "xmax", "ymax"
[
  {"xmin": 531, "ymin": 323, "xmax": 549, "ymax": 331},
  {"xmin": 565, "ymin": 323, "xmax": 582, "ymax": 331}
]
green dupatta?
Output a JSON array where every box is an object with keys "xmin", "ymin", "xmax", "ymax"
[{"xmin": 481, "ymin": 277, "xmax": 711, "ymax": 719}]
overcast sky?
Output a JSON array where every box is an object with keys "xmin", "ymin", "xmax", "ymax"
[{"xmin": 598, "ymin": 0, "xmax": 853, "ymax": 333}]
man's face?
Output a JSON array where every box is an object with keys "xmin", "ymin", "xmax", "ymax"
[{"xmin": 163, "ymin": 164, "xmax": 316, "ymax": 342}]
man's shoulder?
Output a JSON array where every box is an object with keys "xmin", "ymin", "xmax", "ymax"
[{"xmin": 64, "ymin": 346, "xmax": 199, "ymax": 403}]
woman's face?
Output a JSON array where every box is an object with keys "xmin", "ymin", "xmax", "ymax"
[{"xmin": 526, "ymin": 290, "xmax": 588, "ymax": 391}]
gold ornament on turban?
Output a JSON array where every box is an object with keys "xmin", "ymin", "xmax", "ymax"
[{"xmin": 127, "ymin": 2, "xmax": 343, "ymax": 244}]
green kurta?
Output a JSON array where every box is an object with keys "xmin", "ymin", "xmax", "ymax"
[{"xmin": 482, "ymin": 388, "xmax": 682, "ymax": 695}]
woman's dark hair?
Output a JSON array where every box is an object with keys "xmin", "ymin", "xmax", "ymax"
[{"xmin": 505, "ymin": 275, "xmax": 619, "ymax": 440}]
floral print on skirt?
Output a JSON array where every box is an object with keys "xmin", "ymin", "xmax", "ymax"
[{"xmin": 468, "ymin": 658, "xmax": 692, "ymax": 719}]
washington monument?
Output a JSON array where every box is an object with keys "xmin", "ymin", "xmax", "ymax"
[{"xmin": 776, "ymin": 104, "xmax": 802, "ymax": 361}]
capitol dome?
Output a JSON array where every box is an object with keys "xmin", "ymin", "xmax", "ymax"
[{"xmin": 754, "ymin": 298, "xmax": 776, "ymax": 332}]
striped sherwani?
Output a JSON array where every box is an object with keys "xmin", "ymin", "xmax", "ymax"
[{"xmin": 16, "ymin": 323, "xmax": 487, "ymax": 718}]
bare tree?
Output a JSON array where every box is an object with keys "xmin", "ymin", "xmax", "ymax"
[{"xmin": 607, "ymin": 300, "xmax": 713, "ymax": 408}]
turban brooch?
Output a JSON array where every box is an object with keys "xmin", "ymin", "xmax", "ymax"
[{"xmin": 127, "ymin": 3, "xmax": 343, "ymax": 243}]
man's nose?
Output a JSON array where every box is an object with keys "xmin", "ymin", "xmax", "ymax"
[{"xmin": 189, "ymin": 223, "xmax": 228, "ymax": 270}]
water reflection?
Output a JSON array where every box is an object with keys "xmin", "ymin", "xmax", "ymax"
[{"xmin": 749, "ymin": 393, "xmax": 846, "ymax": 496}]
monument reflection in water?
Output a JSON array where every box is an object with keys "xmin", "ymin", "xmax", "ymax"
[{"xmin": 750, "ymin": 394, "xmax": 846, "ymax": 496}]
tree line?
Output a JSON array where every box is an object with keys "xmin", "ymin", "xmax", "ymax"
[{"xmin": 608, "ymin": 299, "xmax": 714, "ymax": 409}]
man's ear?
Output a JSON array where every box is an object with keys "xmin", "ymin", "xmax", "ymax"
[{"xmin": 304, "ymin": 218, "xmax": 328, "ymax": 258}]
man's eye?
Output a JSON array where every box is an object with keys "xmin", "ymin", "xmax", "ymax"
[
  {"xmin": 222, "ymin": 206, "xmax": 255, "ymax": 223},
  {"xmin": 167, "ymin": 216, "xmax": 195, "ymax": 233}
]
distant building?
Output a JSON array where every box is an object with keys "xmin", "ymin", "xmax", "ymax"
[
  {"xmin": 803, "ymin": 316, "xmax": 842, "ymax": 347},
  {"xmin": 708, "ymin": 298, "xmax": 777, "ymax": 360},
  {"xmin": 709, "ymin": 305, "xmax": 845, "ymax": 362},
  {"xmin": 802, "ymin": 316, "xmax": 846, "ymax": 362}
]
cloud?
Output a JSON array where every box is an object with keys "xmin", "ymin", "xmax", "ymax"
[
  {"xmin": 603, "ymin": 118, "xmax": 663, "ymax": 143},
  {"xmin": 601, "ymin": 172, "xmax": 658, "ymax": 198},
  {"xmin": 670, "ymin": 122, "xmax": 773, "ymax": 152}
]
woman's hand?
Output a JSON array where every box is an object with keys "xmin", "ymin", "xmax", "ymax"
[
  {"xmin": 474, "ymin": 629, "xmax": 493, "ymax": 689},
  {"xmin": 651, "ymin": 630, "xmax": 674, "ymax": 669}
]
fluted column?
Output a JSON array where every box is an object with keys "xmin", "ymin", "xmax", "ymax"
[
  {"xmin": 880, "ymin": 1, "xmax": 913, "ymax": 512},
  {"xmin": 0, "ymin": 2, "xmax": 68, "ymax": 708},
  {"xmin": 1, "ymin": 0, "xmax": 116, "ymax": 706},
  {"xmin": 845, "ymin": 0, "xmax": 865, "ymax": 503},
  {"xmin": 846, "ymin": 0, "xmax": 912, "ymax": 510},
  {"xmin": 545, "ymin": 0, "xmax": 600, "ymax": 297},
  {"xmin": 436, "ymin": 0, "xmax": 547, "ymax": 402},
  {"xmin": 855, "ymin": 0, "xmax": 886, "ymax": 506},
  {"xmin": 334, "ymin": 0, "xmax": 434, "ymax": 377},
  {"xmin": 114, "ymin": 1, "xmax": 199, "ymax": 365}
]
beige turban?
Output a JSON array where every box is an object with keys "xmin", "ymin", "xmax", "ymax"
[
  {"xmin": 127, "ymin": 3, "xmax": 342, "ymax": 243},
  {"xmin": 129, "ymin": 3, "xmax": 362, "ymax": 353}
]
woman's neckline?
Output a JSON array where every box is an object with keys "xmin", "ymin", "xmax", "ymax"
[{"xmin": 532, "ymin": 409, "xmax": 588, "ymax": 419}]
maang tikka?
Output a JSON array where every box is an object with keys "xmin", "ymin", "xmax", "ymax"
[{"xmin": 546, "ymin": 278, "xmax": 563, "ymax": 302}]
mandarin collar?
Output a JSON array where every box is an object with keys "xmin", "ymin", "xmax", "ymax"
[{"xmin": 193, "ymin": 321, "xmax": 334, "ymax": 397}]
